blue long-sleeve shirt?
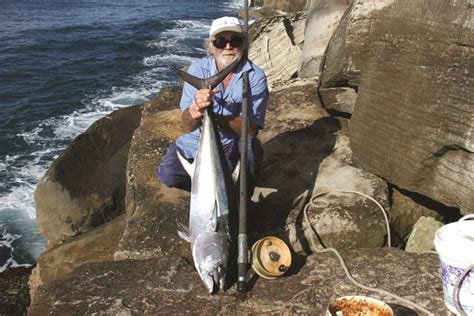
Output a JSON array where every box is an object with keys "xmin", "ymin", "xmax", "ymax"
[{"xmin": 175, "ymin": 56, "xmax": 269, "ymax": 159}]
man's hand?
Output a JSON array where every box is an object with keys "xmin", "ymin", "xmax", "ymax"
[
  {"xmin": 188, "ymin": 89, "xmax": 218, "ymax": 120},
  {"xmin": 182, "ymin": 88, "xmax": 259, "ymax": 136},
  {"xmin": 182, "ymin": 88, "xmax": 219, "ymax": 132}
]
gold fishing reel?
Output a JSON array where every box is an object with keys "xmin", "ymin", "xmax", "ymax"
[{"xmin": 251, "ymin": 236, "xmax": 292, "ymax": 279}]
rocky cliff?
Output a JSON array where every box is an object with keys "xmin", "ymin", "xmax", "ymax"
[{"xmin": 28, "ymin": 0, "xmax": 472, "ymax": 314}]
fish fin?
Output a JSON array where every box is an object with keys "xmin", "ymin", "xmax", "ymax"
[
  {"xmin": 232, "ymin": 160, "xmax": 240, "ymax": 184},
  {"xmin": 176, "ymin": 150, "xmax": 194, "ymax": 178},
  {"xmin": 176, "ymin": 221, "xmax": 191, "ymax": 242},
  {"xmin": 173, "ymin": 66, "xmax": 206, "ymax": 90},
  {"xmin": 178, "ymin": 231, "xmax": 190, "ymax": 242},
  {"xmin": 172, "ymin": 57, "xmax": 241, "ymax": 90}
]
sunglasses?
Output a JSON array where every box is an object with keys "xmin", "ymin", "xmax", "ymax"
[{"xmin": 212, "ymin": 36, "xmax": 244, "ymax": 49}]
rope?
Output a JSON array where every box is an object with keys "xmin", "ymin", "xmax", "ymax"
[
  {"xmin": 311, "ymin": 190, "xmax": 391, "ymax": 247},
  {"xmin": 453, "ymin": 264, "xmax": 473, "ymax": 316},
  {"xmin": 452, "ymin": 215, "xmax": 474, "ymax": 315},
  {"xmin": 303, "ymin": 190, "xmax": 435, "ymax": 315}
]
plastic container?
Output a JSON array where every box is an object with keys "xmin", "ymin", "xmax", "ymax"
[{"xmin": 434, "ymin": 214, "xmax": 474, "ymax": 315}]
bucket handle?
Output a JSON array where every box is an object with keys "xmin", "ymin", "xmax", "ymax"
[
  {"xmin": 459, "ymin": 214, "xmax": 474, "ymax": 222},
  {"xmin": 453, "ymin": 264, "xmax": 474, "ymax": 316}
]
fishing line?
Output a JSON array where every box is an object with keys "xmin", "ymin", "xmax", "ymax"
[{"xmin": 303, "ymin": 190, "xmax": 435, "ymax": 315}]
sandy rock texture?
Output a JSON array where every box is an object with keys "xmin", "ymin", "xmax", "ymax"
[
  {"xmin": 28, "ymin": 248, "xmax": 445, "ymax": 315},
  {"xmin": 114, "ymin": 86, "xmax": 190, "ymax": 261},
  {"xmin": 28, "ymin": 215, "xmax": 125, "ymax": 298}
]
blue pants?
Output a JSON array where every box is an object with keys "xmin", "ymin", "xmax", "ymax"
[{"xmin": 157, "ymin": 137, "xmax": 263, "ymax": 193}]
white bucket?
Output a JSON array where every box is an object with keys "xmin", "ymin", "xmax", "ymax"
[{"xmin": 434, "ymin": 214, "xmax": 474, "ymax": 315}]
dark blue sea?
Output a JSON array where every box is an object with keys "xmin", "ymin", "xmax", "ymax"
[{"xmin": 0, "ymin": 0, "xmax": 242, "ymax": 272}]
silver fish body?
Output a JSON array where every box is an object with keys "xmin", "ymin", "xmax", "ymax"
[
  {"xmin": 174, "ymin": 57, "xmax": 241, "ymax": 293},
  {"xmin": 178, "ymin": 108, "xmax": 234, "ymax": 293}
]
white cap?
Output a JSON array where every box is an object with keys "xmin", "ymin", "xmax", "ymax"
[{"xmin": 209, "ymin": 16, "xmax": 243, "ymax": 37}]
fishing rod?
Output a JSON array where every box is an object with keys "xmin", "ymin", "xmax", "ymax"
[{"xmin": 237, "ymin": 0, "xmax": 250, "ymax": 293}]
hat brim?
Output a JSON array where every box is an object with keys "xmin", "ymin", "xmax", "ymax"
[{"xmin": 210, "ymin": 26, "xmax": 243, "ymax": 37}]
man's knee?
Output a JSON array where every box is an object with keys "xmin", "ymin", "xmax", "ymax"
[
  {"xmin": 156, "ymin": 143, "xmax": 192, "ymax": 190},
  {"xmin": 157, "ymin": 163, "xmax": 176, "ymax": 188}
]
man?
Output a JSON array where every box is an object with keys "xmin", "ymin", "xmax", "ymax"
[{"xmin": 157, "ymin": 16, "xmax": 268, "ymax": 194}]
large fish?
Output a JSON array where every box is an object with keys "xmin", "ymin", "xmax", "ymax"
[{"xmin": 174, "ymin": 57, "xmax": 241, "ymax": 293}]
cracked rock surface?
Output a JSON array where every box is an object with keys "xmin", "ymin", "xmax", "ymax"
[{"xmin": 28, "ymin": 248, "xmax": 445, "ymax": 315}]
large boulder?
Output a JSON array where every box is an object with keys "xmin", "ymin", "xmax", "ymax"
[
  {"xmin": 298, "ymin": 0, "xmax": 349, "ymax": 79},
  {"xmin": 349, "ymin": 0, "xmax": 474, "ymax": 214},
  {"xmin": 248, "ymin": 13, "xmax": 306, "ymax": 89},
  {"xmin": 28, "ymin": 248, "xmax": 446, "ymax": 315},
  {"xmin": 318, "ymin": 86, "xmax": 358, "ymax": 114},
  {"xmin": 318, "ymin": 0, "xmax": 396, "ymax": 114},
  {"xmin": 405, "ymin": 216, "xmax": 443, "ymax": 253},
  {"xmin": 34, "ymin": 105, "xmax": 142, "ymax": 249}
]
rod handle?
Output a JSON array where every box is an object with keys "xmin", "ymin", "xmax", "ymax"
[{"xmin": 237, "ymin": 263, "xmax": 247, "ymax": 292}]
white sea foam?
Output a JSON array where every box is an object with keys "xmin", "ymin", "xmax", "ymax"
[
  {"xmin": 166, "ymin": 19, "xmax": 209, "ymax": 36},
  {"xmin": 0, "ymin": 232, "xmax": 32, "ymax": 272},
  {"xmin": 143, "ymin": 54, "xmax": 197, "ymax": 67},
  {"xmin": 146, "ymin": 19, "xmax": 209, "ymax": 54},
  {"xmin": 1, "ymin": 52, "xmax": 172, "ymax": 222},
  {"xmin": 229, "ymin": 0, "xmax": 244, "ymax": 9},
  {"xmin": 0, "ymin": 189, "xmax": 37, "ymax": 219},
  {"xmin": 0, "ymin": 233, "xmax": 21, "ymax": 249},
  {"xmin": 0, "ymin": 148, "xmax": 56, "ymax": 219},
  {"xmin": 0, "ymin": 258, "xmax": 32, "ymax": 273}
]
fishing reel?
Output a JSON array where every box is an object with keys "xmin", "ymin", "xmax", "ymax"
[{"xmin": 250, "ymin": 236, "xmax": 292, "ymax": 279}]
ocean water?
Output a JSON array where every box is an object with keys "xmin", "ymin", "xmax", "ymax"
[{"xmin": 0, "ymin": 0, "xmax": 243, "ymax": 272}]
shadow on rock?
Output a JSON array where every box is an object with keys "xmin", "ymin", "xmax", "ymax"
[
  {"xmin": 389, "ymin": 303, "xmax": 419, "ymax": 315},
  {"xmin": 249, "ymin": 116, "xmax": 340, "ymax": 272}
]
